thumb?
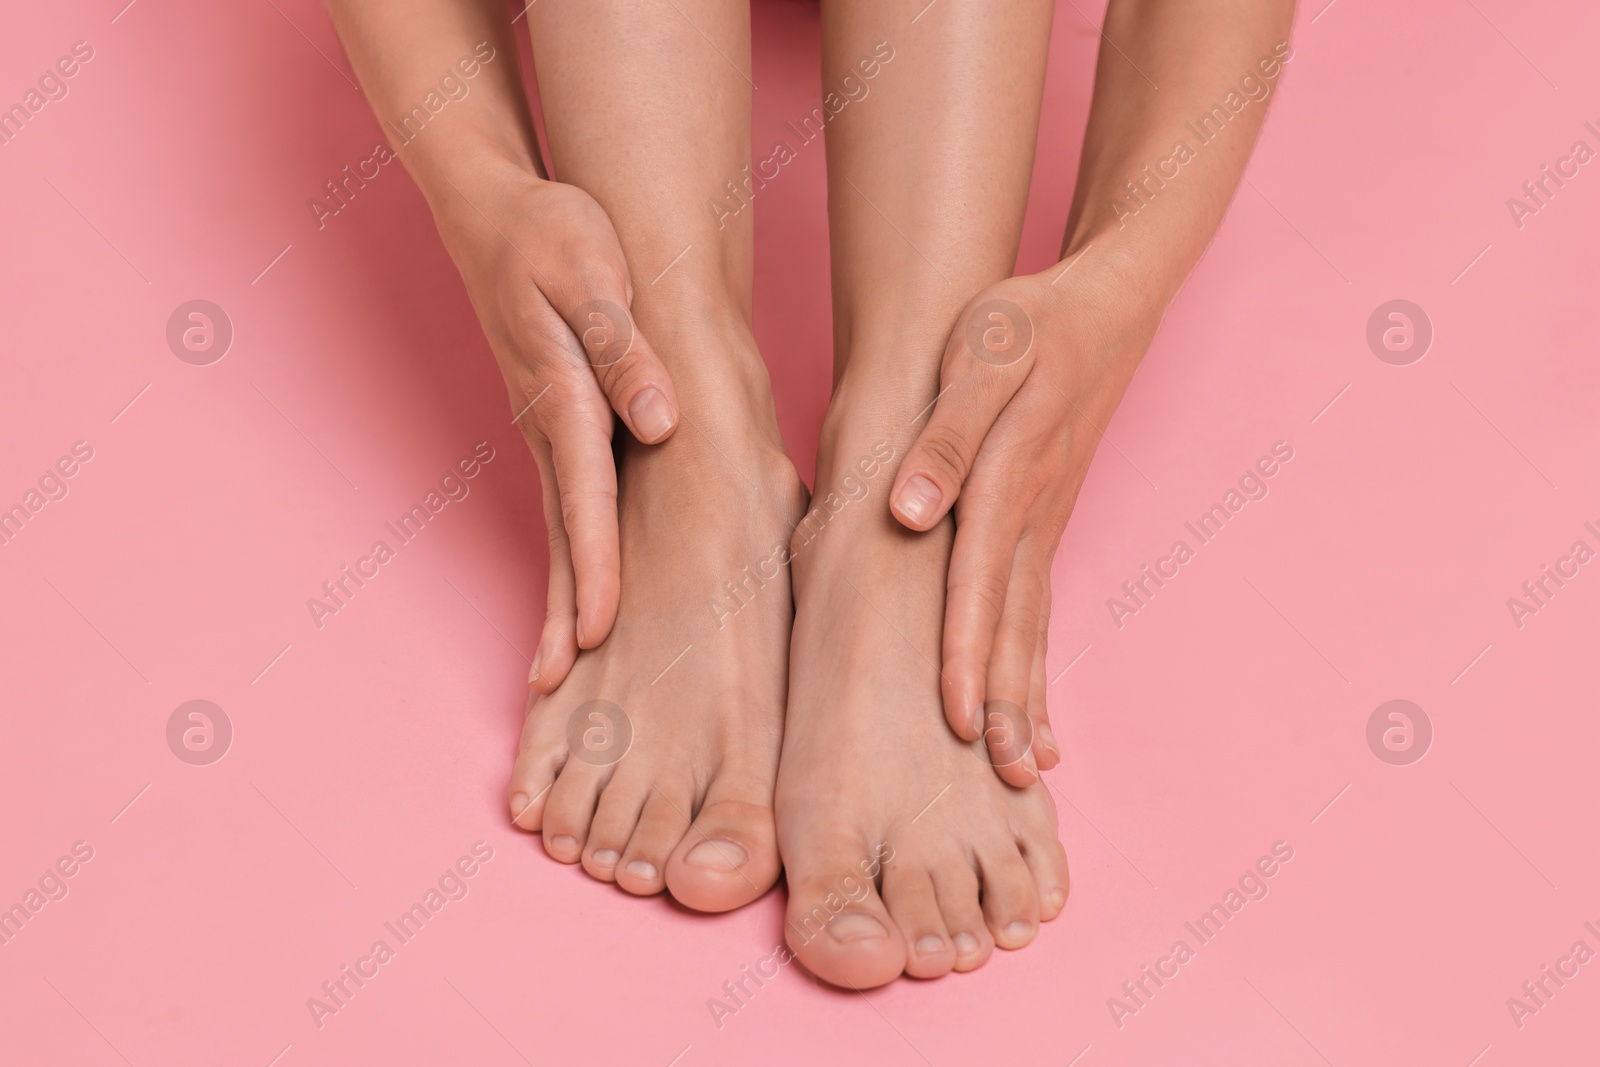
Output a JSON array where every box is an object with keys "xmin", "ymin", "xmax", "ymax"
[
  {"xmin": 551, "ymin": 291, "xmax": 681, "ymax": 446},
  {"xmin": 890, "ymin": 296, "xmax": 1035, "ymax": 530}
]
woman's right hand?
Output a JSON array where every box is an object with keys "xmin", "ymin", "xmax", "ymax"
[{"xmin": 435, "ymin": 163, "xmax": 680, "ymax": 692}]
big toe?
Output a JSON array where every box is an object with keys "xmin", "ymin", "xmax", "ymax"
[
  {"xmin": 783, "ymin": 849, "xmax": 905, "ymax": 989},
  {"xmin": 666, "ymin": 796, "xmax": 780, "ymax": 912}
]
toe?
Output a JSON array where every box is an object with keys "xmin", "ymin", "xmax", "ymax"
[
  {"xmin": 540, "ymin": 760, "xmax": 610, "ymax": 865},
  {"xmin": 1028, "ymin": 617, "xmax": 1060, "ymax": 771},
  {"xmin": 616, "ymin": 784, "xmax": 693, "ymax": 896},
  {"xmin": 508, "ymin": 696, "xmax": 563, "ymax": 832},
  {"xmin": 978, "ymin": 844, "xmax": 1040, "ymax": 950},
  {"xmin": 881, "ymin": 862, "xmax": 955, "ymax": 979},
  {"xmin": 1023, "ymin": 833, "xmax": 1071, "ymax": 922},
  {"xmin": 666, "ymin": 783, "xmax": 779, "ymax": 912},
  {"xmin": 931, "ymin": 861, "xmax": 994, "ymax": 972},
  {"xmin": 582, "ymin": 776, "xmax": 649, "ymax": 882},
  {"xmin": 784, "ymin": 839, "xmax": 904, "ymax": 989}
]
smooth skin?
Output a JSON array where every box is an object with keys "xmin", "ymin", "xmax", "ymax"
[
  {"xmin": 330, "ymin": 0, "xmax": 802, "ymax": 913},
  {"xmin": 327, "ymin": 0, "xmax": 685, "ymax": 684},
  {"xmin": 774, "ymin": 0, "xmax": 1068, "ymax": 988},
  {"xmin": 328, "ymin": 0, "xmax": 1296, "ymax": 988},
  {"xmin": 888, "ymin": 0, "xmax": 1299, "ymax": 775}
]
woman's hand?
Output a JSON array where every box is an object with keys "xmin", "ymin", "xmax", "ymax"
[
  {"xmin": 889, "ymin": 257, "xmax": 1161, "ymax": 785},
  {"xmin": 436, "ymin": 163, "xmax": 681, "ymax": 692}
]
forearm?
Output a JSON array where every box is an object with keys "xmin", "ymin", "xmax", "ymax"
[
  {"xmin": 1061, "ymin": 0, "xmax": 1297, "ymax": 309},
  {"xmin": 325, "ymin": 0, "xmax": 544, "ymax": 219}
]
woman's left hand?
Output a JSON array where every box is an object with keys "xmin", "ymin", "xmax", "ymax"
[{"xmin": 889, "ymin": 258, "xmax": 1161, "ymax": 786}]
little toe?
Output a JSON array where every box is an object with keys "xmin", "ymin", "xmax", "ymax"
[
  {"xmin": 882, "ymin": 862, "xmax": 955, "ymax": 979},
  {"xmin": 1023, "ymin": 834, "xmax": 1071, "ymax": 922},
  {"xmin": 666, "ymin": 790, "xmax": 779, "ymax": 913},
  {"xmin": 508, "ymin": 700, "xmax": 563, "ymax": 832}
]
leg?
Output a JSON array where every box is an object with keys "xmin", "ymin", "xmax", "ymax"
[
  {"xmin": 777, "ymin": 0, "xmax": 1070, "ymax": 985},
  {"xmin": 507, "ymin": 0, "xmax": 806, "ymax": 912}
]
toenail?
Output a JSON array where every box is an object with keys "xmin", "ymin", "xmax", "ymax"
[
  {"xmin": 527, "ymin": 653, "xmax": 541, "ymax": 685},
  {"xmin": 953, "ymin": 932, "xmax": 981, "ymax": 956},
  {"xmin": 1049, "ymin": 888, "xmax": 1066, "ymax": 912},
  {"xmin": 510, "ymin": 792, "xmax": 530, "ymax": 819},
  {"xmin": 1037, "ymin": 722, "xmax": 1058, "ymax": 756},
  {"xmin": 968, "ymin": 706, "xmax": 985, "ymax": 738},
  {"xmin": 915, "ymin": 935, "xmax": 945, "ymax": 957},
  {"xmin": 1002, "ymin": 921, "xmax": 1034, "ymax": 945},
  {"xmin": 629, "ymin": 387, "xmax": 676, "ymax": 442},
  {"xmin": 894, "ymin": 474, "xmax": 941, "ymax": 527},
  {"xmin": 591, "ymin": 849, "xmax": 620, "ymax": 867},
  {"xmin": 626, "ymin": 860, "xmax": 658, "ymax": 882},
  {"xmin": 684, "ymin": 839, "xmax": 748, "ymax": 870},
  {"xmin": 549, "ymin": 834, "xmax": 578, "ymax": 853},
  {"xmin": 827, "ymin": 913, "xmax": 888, "ymax": 943}
]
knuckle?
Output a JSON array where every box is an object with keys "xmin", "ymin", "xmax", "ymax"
[
  {"xmin": 917, "ymin": 425, "xmax": 973, "ymax": 484},
  {"xmin": 952, "ymin": 567, "xmax": 1009, "ymax": 620}
]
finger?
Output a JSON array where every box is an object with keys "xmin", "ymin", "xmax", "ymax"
[
  {"xmin": 536, "ymin": 386, "xmax": 622, "ymax": 649},
  {"xmin": 525, "ymin": 441, "xmax": 579, "ymax": 693},
  {"xmin": 982, "ymin": 544, "xmax": 1050, "ymax": 788},
  {"xmin": 1029, "ymin": 582, "xmax": 1060, "ymax": 771},
  {"xmin": 940, "ymin": 488, "xmax": 1027, "ymax": 743},
  {"xmin": 544, "ymin": 279, "xmax": 680, "ymax": 446},
  {"xmin": 891, "ymin": 300, "xmax": 1035, "ymax": 531}
]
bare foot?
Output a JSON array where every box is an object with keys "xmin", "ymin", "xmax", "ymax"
[
  {"xmin": 776, "ymin": 409, "xmax": 1070, "ymax": 987},
  {"xmin": 508, "ymin": 325, "xmax": 806, "ymax": 914}
]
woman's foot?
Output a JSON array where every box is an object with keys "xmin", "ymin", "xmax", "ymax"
[
  {"xmin": 508, "ymin": 325, "xmax": 806, "ymax": 913},
  {"xmin": 775, "ymin": 403, "xmax": 1070, "ymax": 988}
]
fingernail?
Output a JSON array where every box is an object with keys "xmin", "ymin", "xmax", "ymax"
[
  {"xmin": 629, "ymin": 388, "xmax": 675, "ymax": 442},
  {"xmin": 527, "ymin": 651, "xmax": 542, "ymax": 685},
  {"xmin": 827, "ymin": 913, "xmax": 888, "ymax": 943},
  {"xmin": 894, "ymin": 475, "xmax": 941, "ymax": 526},
  {"xmin": 685, "ymin": 839, "xmax": 748, "ymax": 870},
  {"xmin": 509, "ymin": 792, "xmax": 529, "ymax": 820},
  {"xmin": 1037, "ymin": 722, "xmax": 1058, "ymax": 757},
  {"xmin": 953, "ymin": 931, "xmax": 981, "ymax": 956}
]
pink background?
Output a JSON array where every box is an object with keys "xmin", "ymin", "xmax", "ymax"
[{"xmin": 2, "ymin": 0, "xmax": 1596, "ymax": 1064}]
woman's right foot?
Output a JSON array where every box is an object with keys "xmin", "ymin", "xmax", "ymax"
[
  {"xmin": 776, "ymin": 402, "xmax": 1070, "ymax": 988},
  {"xmin": 507, "ymin": 319, "xmax": 807, "ymax": 914}
]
